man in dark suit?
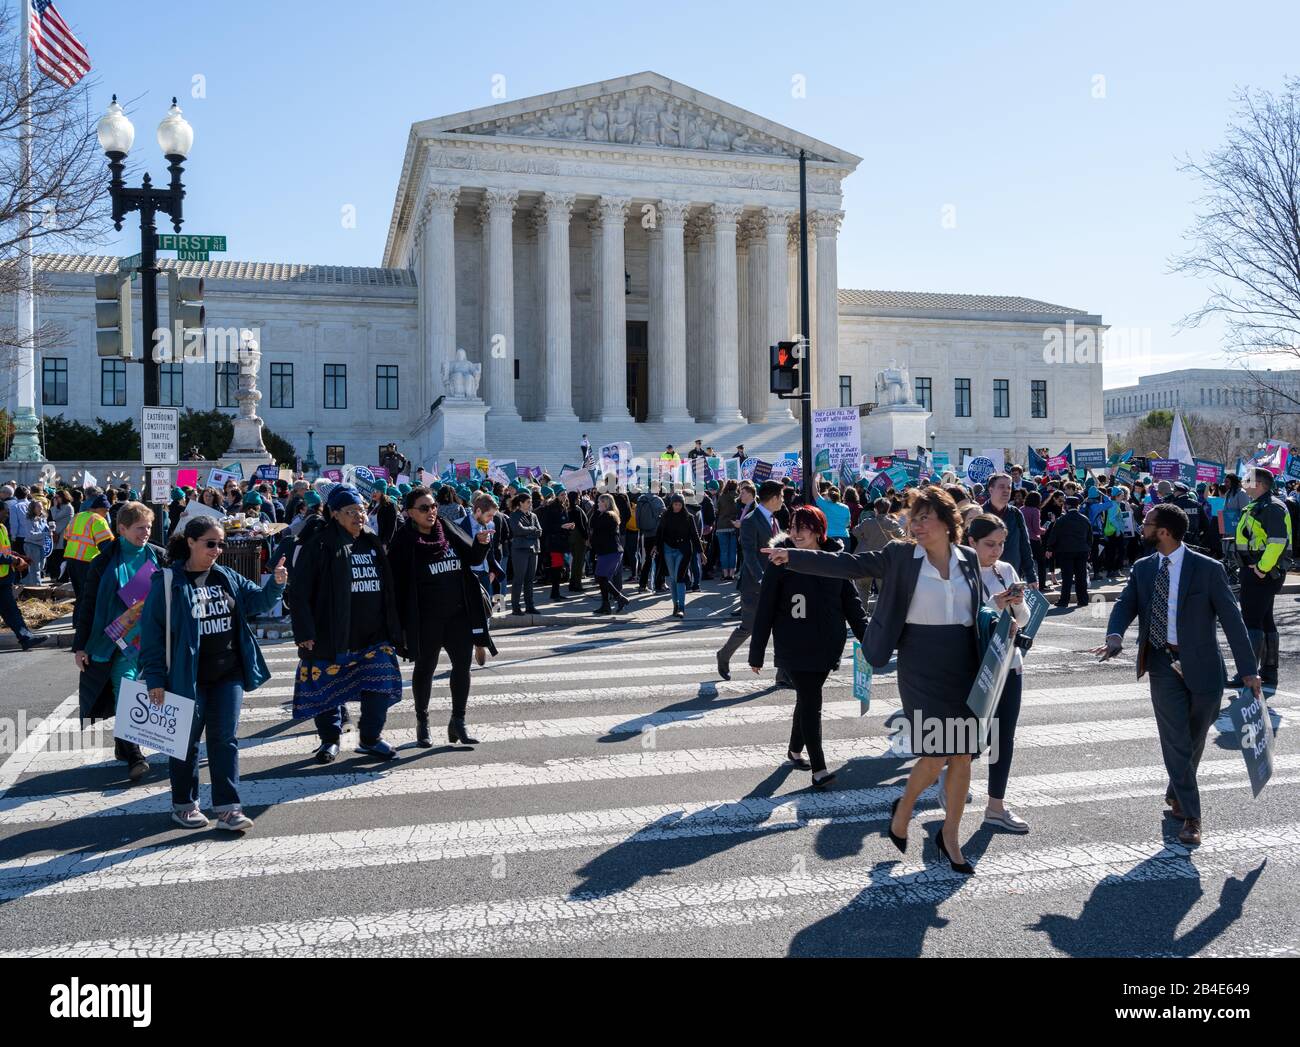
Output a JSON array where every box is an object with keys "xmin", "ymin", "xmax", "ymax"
[
  {"xmin": 982, "ymin": 472, "xmax": 1037, "ymax": 587},
  {"xmin": 1093, "ymin": 503, "xmax": 1262, "ymax": 846},
  {"xmin": 717, "ymin": 480, "xmax": 786, "ymax": 681},
  {"xmin": 1045, "ymin": 495, "xmax": 1093, "ymax": 607}
]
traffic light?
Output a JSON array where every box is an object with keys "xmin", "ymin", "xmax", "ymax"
[
  {"xmin": 94, "ymin": 272, "xmax": 134, "ymax": 359},
  {"xmin": 770, "ymin": 340, "xmax": 799, "ymax": 396},
  {"xmin": 164, "ymin": 271, "xmax": 205, "ymax": 362}
]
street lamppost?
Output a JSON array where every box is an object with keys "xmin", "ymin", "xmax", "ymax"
[
  {"xmin": 303, "ymin": 428, "xmax": 320, "ymax": 481},
  {"xmin": 96, "ymin": 96, "xmax": 194, "ymax": 408}
]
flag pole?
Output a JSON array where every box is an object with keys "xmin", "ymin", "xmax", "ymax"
[{"xmin": 9, "ymin": 0, "xmax": 45, "ymax": 461}]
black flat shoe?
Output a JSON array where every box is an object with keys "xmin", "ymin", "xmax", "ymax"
[
  {"xmin": 315, "ymin": 742, "xmax": 339, "ymax": 764},
  {"xmin": 717, "ymin": 653, "xmax": 731, "ymax": 681},
  {"xmin": 786, "ymin": 751, "xmax": 812, "ymax": 770},
  {"xmin": 887, "ymin": 797, "xmax": 908, "ymax": 853},
  {"xmin": 812, "ymin": 770, "xmax": 836, "ymax": 790},
  {"xmin": 935, "ymin": 830, "xmax": 974, "ymax": 875}
]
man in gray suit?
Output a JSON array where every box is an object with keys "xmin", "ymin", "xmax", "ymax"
[
  {"xmin": 1093, "ymin": 503, "xmax": 1261, "ymax": 846},
  {"xmin": 717, "ymin": 480, "xmax": 787, "ymax": 682}
]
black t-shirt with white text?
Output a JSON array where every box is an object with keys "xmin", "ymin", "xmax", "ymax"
[
  {"xmin": 186, "ymin": 570, "xmax": 241, "ymax": 684},
  {"xmin": 346, "ymin": 545, "xmax": 385, "ymax": 651},
  {"xmin": 417, "ymin": 542, "xmax": 466, "ymax": 617}
]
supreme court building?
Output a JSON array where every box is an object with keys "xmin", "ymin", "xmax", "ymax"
[{"xmin": 11, "ymin": 73, "xmax": 1108, "ymax": 472}]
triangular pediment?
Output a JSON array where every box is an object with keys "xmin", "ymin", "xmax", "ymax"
[{"xmin": 414, "ymin": 72, "xmax": 860, "ymax": 166}]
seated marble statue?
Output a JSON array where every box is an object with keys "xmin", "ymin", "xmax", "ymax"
[{"xmin": 442, "ymin": 348, "xmax": 482, "ymax": 399}]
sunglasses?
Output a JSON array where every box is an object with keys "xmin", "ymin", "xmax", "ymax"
[
  {"xmin": 410, "ymin": 502, "xmax": 436, "ymax": 512},
  {"xmin": 201, "ymin": 540, "xmax": 226, "ymax": 550}
]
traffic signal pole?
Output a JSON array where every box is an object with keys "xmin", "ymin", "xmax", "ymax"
[{"xmin": 797, "ymin": 149, "xmax": 814, "ymax": 505}]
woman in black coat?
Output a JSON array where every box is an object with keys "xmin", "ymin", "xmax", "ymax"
[
  {"xmin": 539, "ymin": 489, "xmax": 575, "ymax": 602},
  {"xmin": 389, "ymin": 486, "xmax": 496, "ymax": 747},
  {"xmin": 565, "ymin": 490, "xmax": 591, "ymax": 594},
  {"xmin": 590, "ymin": 493, "xmax": 630, "ymax": 615},
  {"xmin": 750, "ymin": 505, "xmax": 867, "ymax": 788}
]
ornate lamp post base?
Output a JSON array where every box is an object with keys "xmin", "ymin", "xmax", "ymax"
[{"xmin": 7, "ymin": 406, "xmax": 46, "ymax": 462}]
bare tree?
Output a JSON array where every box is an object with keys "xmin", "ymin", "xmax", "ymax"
[
  {"xmin": 1184, "ymin": 412, "xmax": 1233, "ymax": 463},
  {"xmin": 0, "ymin": 9, "xmax": 112, "ymax": 360},
  {"xmin": 1172, "ymin": 78, "xmax": 1300, "ymax": 364}
]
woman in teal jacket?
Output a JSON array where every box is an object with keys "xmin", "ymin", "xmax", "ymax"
[{"xmin": 139, "ymin": 516, "xmax": 286, "ymax": 832}]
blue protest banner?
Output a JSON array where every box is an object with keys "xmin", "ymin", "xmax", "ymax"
[
  {"xmin": 1074, "ymin": 447, "xmax": 1107, "ymax": 471},
  {"xmin": 853, "ymin": 641, "xmax": 872, "ymax": 714},
  {"xmin": 1228, "ymin": 689, "xmax": 1277, "ymax": 797}
]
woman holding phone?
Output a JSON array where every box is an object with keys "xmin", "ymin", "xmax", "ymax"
[{"xmin": 139, "ymin": 518, "xmax": 287, "ymax": 830}]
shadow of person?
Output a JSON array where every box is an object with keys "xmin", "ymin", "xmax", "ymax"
[
  {"xmin": 568, "ymin": 764, "xmax": 802, "ymax": 899},
  {"xmin": 787, "ymin": 824, "xmax": 998, "ymax": 957},
  {"xmin": 1028, "ymin": 844, "xmax": 1266, "ymax": 957},
  {"xmin": 597, "ymin": 683, "xmax": 779, "ymax": 743}
]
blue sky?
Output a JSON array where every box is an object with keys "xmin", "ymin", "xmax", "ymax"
[{"xmin": 43, "ymin": 0, "xmax": 1300, "ymax": 387}]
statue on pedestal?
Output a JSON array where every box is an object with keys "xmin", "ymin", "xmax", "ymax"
[
  {"xmin": 442, "ymin": 348, "xmax": 483, "ymax": 400},
  {"xmin": 874, "ymin": 359, "xmax": 913, "ymax": 406},
  {"xmin": 227, "ymin": 333, "xmax": 270, "ymax": 457}
]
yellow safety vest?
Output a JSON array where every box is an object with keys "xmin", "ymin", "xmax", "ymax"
[
  {"xmin": 1235, "ymin": 493, "xmax": 1292, "ymax": 574},
  {"xmin": 0, "ymin": 524, "xmax": 10, "ymax": 579},
  {"xmin": 64, "ymin": 511, "xmax": 111, "ymax": 563}
]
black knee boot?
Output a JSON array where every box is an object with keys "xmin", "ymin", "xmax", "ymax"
[
  {"xmin": 550, "ymin": 567, "xmax": 567, "ymax": 601},
  {"xmin": 595, "ymin": 578, "xmax": 612, "ymax": 614}
]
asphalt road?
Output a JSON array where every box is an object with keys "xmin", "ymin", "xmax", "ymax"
[{"xmin": 0, "ymin": 584, "xmax": 1295, "ymax": 958}]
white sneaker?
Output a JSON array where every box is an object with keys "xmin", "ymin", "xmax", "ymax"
[
  {"xmin": 171, "ymin": 805, "xmax": 209, "ymax": 830},
  {"xmin": 216, "ymin": 809, "xmax": 254, "ymax": 832},
  {"xmin": 984, "ymin": 807, "xmax": 1030, "ymax": 833}
]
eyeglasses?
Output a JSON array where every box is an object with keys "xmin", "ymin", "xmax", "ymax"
[
  {"xmin": 202, "ymin": 540, "xmax": 226, "ymax": 550},
  {"xmin": 410, "ymin": 503, "xmax": 435, "ymax": 513}
]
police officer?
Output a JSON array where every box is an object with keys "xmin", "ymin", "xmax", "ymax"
[
  {"xmin": 1170, "ymin": 482, "xmax": 1211, "ymax": 553},
  {"xmin": 62, "ymin": 493, "xmax": 114, "ymax": 603},
  {"xmin": 1232, "ymin": 467, "xmax": 1290, "ymax": 691}
]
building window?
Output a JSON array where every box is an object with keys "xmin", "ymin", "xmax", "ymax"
[
  {"xmin": 269, "ymin": 362, "xmax": 293, "ymax": 408},
  {"xmin": 838, "ymin": 375, "xmax": 852, "ymax": 407},
  {"xmin": 954, "ymin": 378, "xmax": 971, "ymax": 418},
  {"xmin": 160, "ymin": 363, "xmax": 183, "ymax": 407},
  {"xmin": 958, "ymin": 447, "xmax": 972, "ymax": 462},
  {"xmin": 914, "ymin": 376, "xmax": 932, "ymax": 411},
  {"xmin": 324, "ymin": 363, "xmax": 347, "ymax": 409},
  {"xmin": 41, "ymin": 357, "xmax": 68, "ymax": 406},
  {"xmin": 1031, "ymin": 380, "xmax": 1047, "ymax": 418},
  {"xmin": 376, "ymin": 364, "xmax": 399, "ymax": 410},
  {"xmin": 100, "ymin": 359, "xmax": 126, "ymax": 406},
  {"xmin": 514, "ymin": 359, "xmax": 520, "ymax": 380},
  {"xmin": 994, "ymin": 379, "xmax": 1010, "ymax": 418},
  {"xmin": 216, "ymin": 362, "xmax": 239, "ymax": 408},
  {"xmin": 326, "ymin": 445, "xmax": 345, "ymax": 465}
]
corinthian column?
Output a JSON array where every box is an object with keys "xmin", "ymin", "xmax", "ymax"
[
  {"xmin": 482, "ymin": 188, "xmax": 519, "ymax": 418},
  {"xmin": 649, "ymin": 199, "xmax": 692, "ymax": 425},
  {"xmin": 695, "ymin": 213, "xmax": 716, "ymax": 422},
  {"xmin": 595, "ymin": 195, "xmax": 632, "ymax": 422},
  {"xmin": 813, "ymin": 209, "xmax": 843, "ymax": 409},
  {"xmin": 646, "ymin": 225, "xmax": 663, "ymax": 421},
  {"xmin": 708, "ymin": 202, "xmax": 745, "ymax": 423},
  {"xmin": 540, "ymin": 192, "xmax": 578, "ymax": 422},
  {"xmin": 423, "ymin": 185, "xmax": 459, "ymax": 400},
  {"xmin": 744, "ymin": 215, "xmax": 768, "ymax": 423},
  {"xmin": 765, "ymin": 206, "xmax": 795, "ymax": 421}
]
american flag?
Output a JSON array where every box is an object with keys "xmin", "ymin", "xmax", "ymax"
[{"xmin": 29, "ymin": 0, "xmax": 91, "ymax": 88}]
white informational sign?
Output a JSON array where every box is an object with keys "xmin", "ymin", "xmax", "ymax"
[
  {"xmin": 149, "ymin": 467, "xmax": 171, "ymax": 504},
  {"xmin": 812, "ymin": 408, "xmax": 862, "ymax": 472},
  {"xmin": 978, "ymin": 448, "xmax": 1006, "ymax": 473},
  {"xmin": 559, "ymin": 468, "xmax": 594, "ymax": 493},
  {"xmin": 599, "ymin": 441, "xmax": 633, "ymax": 489},
  {"xmin": 140, "ymin": 407, "xmax": 180, "ymax": 466},
  {"xmin": 207, "ymin": 467, "xmax": 240, "ymax": 490},
  {"xmin": 114, "ymin": 678, "xmax": 195, "ymax": 761}
]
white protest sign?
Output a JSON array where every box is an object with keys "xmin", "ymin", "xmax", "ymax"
[
  {"xmin": 812, "ymin": 408, "xmax": 862, "ymax": 470},
  {"xmin": 207, "ymin": 467, "xmax": 240, "ymax": 490},
  {"xmin": 114, "ymin": 678, "xmax": 195, "ymax": 761},
  {"xmin": 978, "ymin": 448, "xmax": 1006, "ymax": 473}
]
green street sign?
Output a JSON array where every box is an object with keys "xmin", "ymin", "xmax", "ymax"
[
  {"xmin": 176, "ymin": 250, "xmax": 209, "ymax": 261},
  {"xmin": 119, "ymin": 253, "xmax": 142, "ymax": 272},
  {"xmin": 156, "ymin": 234, "xmax": 226, "ymax": 252}
]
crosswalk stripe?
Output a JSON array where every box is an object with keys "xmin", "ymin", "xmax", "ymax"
[
  {"xmin": 1, "ymin": 755, "xmax": 1293, "ymax": 902},
  {"xmin": 0, "ymin": 714, "xmax": 1263, "ymax": 826},
  {"xmin": 9, "ymin": 820, "xmax": 1297, "ymax": 958},
  {"xmin": 27, "ymin": 685, "xmax": 1287, "ymax": 774}
]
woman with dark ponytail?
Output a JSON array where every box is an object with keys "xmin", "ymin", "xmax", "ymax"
[{"xmin": 139, "ymin": 516, "xmax": 286, "ymax": 830}]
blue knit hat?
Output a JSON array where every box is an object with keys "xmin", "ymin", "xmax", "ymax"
[
  {"xmin": 87, "ymin": 494, "xmax": 110, "ymax": 510},
  {"xmin": 326, "ymin": 484, "xmax": 364, "ymax": 511}
]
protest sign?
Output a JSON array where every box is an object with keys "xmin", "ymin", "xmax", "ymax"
[
  {"xmin": 1228, "ymin": 689, "xmax": 1277, "ymax": 797},
  {"xmin": 1074, "ymin": 448, "xmax": 1107, "ymax": 471},
  {"xmin": 1045, "ymin": 455, "xmax": 1069, "ymax": 473},
  {"xmin": 1288, "ymin": 454, "xmax": 1300, "ymax": 481},
  {"xmin": 724, "ymin": 457, "xmax": 742, "ymax": 482},
  {"xmin": 853, "ymin": 641, "xmax": 872, "ymax": 714},
  {"xmin": 454, "ymin": 462, "xmax": 472, "ymax": 480},
  {"xmin": 1130, "ymin": 456, "xmax": 1149, "ymax": 474},
  {"xmin": 352, "ymin": 466, "xmax": 379, "ymax": 494},
  {"xmin": 599, "ymin": 442, "xmax": 633, "ymax": 487},
  {"xmin": 1148, "ymin": 458, "xmax": 1180, "ymax": 480},
  {"xmin": 220, "ymin": 461, "xmax": 244, "ymax": 480},
  {"xmin": 176, "ymin": 468, "xmax": 199, "ymax": 489},
  {"xmin": 518, "ymin": 465, "xmax": 542, "ymax": 480},
  {"xmin": 207, "ymin": 467, "xmax": 240, "ymax": 490},
  {"xmin": 1020, "ymin": 586, "xmax": 1050, "ymax": 640},
  {"xmin": 321, "ymin": 468, "xmax": 343, "ymax": 483},
  {"xmin": 931, "ymin": 452, "xmax": 950, "ymax": 472},
  {"xmin": 979, "ymin": 448, "xmax": 1006, "ymax": 472},
  {"xmin": 740, "ymin": 457, "xmax": 757, "ymax": 480},
  {"xmin": 812, "ymin": 407, "xmax": 862, "ymax": 471},
  {"xmin": 965, "ymin": 456, "xmax": 995, "ymax": 485},
  {"xmin": 1178, "ymin": 461, "xmax": 1198, "ymax": 487},
  {"xmin": 751, "ymin": 459, "xmax": 773, "ymax": 483},
  {"xmin": 559, "ymin": 468, "xmax": 595, "ymax": 493},
  {"xmin": 371, "ymin": 466, "xmax": 390, "ymax": 482},
  {"xmin": 965, "ymin": 610, "xmax": 1016, "ymax": 747},
  {"xmin": 813, "ymin": 447, "xmax": 831, "ymax": 473},
  {"xmin": 114, "ymin": 679, "xmax": 195, "ymax": 762},
  {"xmin": 254, "ymin": 464, "xmax": 279, "ymax": 483}
]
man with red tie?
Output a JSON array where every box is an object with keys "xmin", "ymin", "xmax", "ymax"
[{"xmin": 717, "ymin": 481, "xmax": 788, "ymax": 682}]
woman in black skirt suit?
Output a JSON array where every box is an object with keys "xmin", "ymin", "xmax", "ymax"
[
  {"xmin": 765, "ymin": 486, "xmax": 1003, "ymax": 874},
  {"xmin": 749, "ymin": 505, "xmax": 867, "ymax": 787}
]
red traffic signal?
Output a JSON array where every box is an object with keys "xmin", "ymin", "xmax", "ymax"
[{"xmin": 770, "ymin": 340, "xmax": 799, "ymax": 395}]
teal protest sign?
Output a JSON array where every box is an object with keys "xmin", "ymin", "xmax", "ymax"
[
  {"xmin": 1020, "ymin": 586, "xmax": 1050, "ymax": 639},
  {"xmin": 965, "ymin": 610, "xmax": 1016, "ymax": 747},
  {"xmin": 853, "ymin": 641, "xmax": 872, "ymax": 713},
  {"xmin": 1229, "ymin": 689, "xmax": 1277, "ymax": 797}
]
